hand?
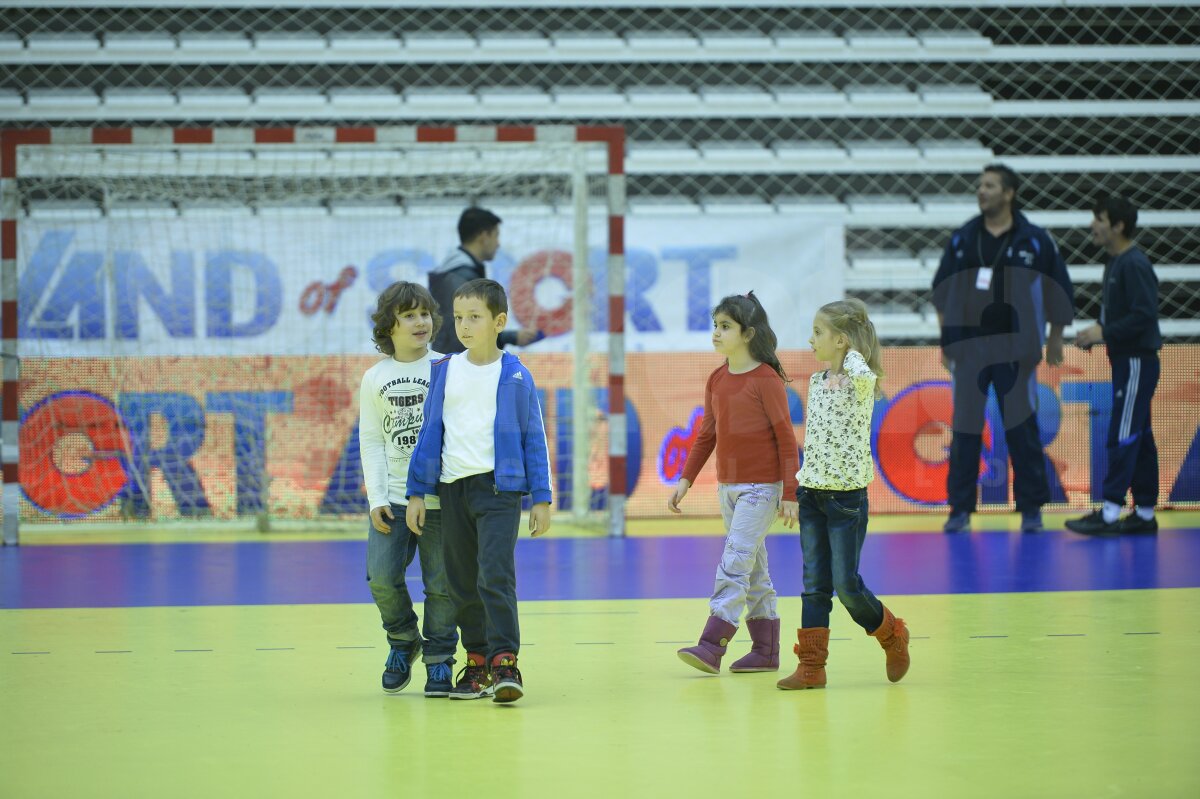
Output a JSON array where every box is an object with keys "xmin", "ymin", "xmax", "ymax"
[
  {"xmin": 370, "ymin": 505, "xmax": 394, "ymax": 534},
  {"xmin": 1075, "ymin": 324, "xmax": 1103, "ymax": 351},
  {"xmin": 515, "ymin": 328, "xmax": 543, "ymax": 346},
  {"xmin": 940, "ymin": 350, "xmax": 952, "ymax": 372},
  {"xmin": 779, "ymin": 500, "xmax": 799, "ymax": 529},
  {"xmin": 667, "ymin": 479, "xmax": 691, "ymax": 514},
  {"xmin": 405, "ymin": 497, "xmax": 426, "ymax": 535},
  {"xmin": 1045, "ymin": 334, "xmax": 1065, "ymax": 366},
  {"xmin": 529, "ymin": 502, "xmax": 551, "ymax": 537}
]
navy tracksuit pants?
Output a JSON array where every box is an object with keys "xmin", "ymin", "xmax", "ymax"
[{"xmin": 1104, "ymin": 353, "xmax": 1160, "ymax": 508}]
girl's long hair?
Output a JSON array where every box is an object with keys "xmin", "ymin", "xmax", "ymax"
[
  {"xmin": 817, "ymin": 298, "xmax": 884, "ymax": 397},
  {"xmin": 711, "ymin": 292, "xmax": 789, "ymax": 382},
  {"xmin": 370, "ymin": 281, "xmax": 442, "ymax": 355}
]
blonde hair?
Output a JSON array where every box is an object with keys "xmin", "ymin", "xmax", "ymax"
[{"xmin": 817, "ymin": 298, "xmax": 884, "ymax": 398}]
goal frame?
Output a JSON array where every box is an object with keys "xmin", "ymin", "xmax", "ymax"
[{"xmin": 0, "ymin": 124, "xmax": 628, "ymax": 544}]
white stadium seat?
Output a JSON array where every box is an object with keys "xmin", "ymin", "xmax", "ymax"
[
  {"xmin": 253, "ymin": 34, "xmax": 328, "ymax": 56},
  {"xmin": 177, "ymin": 33, "xmax": 252, "ymax": 57},
  {"xmin": 328, "ymin": 34, "xmax": 402, "ymax": 59},
  {"xmin": 919, "ymin": 84, "xmax": 993, "ymax": 112},
  {"xmin": 403, "ymin": 33, "xmax": 477, "ymax": 59},
  {"xmin": 846, "ymin": 140, "xmax": 921, "ymax": 167},
  {"xmin": 550, "ymin": 86, "xmax": 627, "ymax": 114},
  {"xmin": 627, "ymin": 196, "xmax": 702, "ymax": 216},
  {"xmin": 772, "ymin": 33, "xmax": 848, "ymax": 58},
  {"xmin": 104, "ymin": 33, "xmax": 177, "ymax": 55},
  {"xmin": 626, "ymin": 86, "xmax": 702, "ymax": 113},
  {"xmin": 698, "ymin": 31, "xmax": 773, "ymax": 58},
  {"xmin": 701, "ymin": 195, "xmax": 776, "ymax": 215},
  {"xmin": 625, "ymin": 32, "xmax": 699, "ymax": 57},
  {"xmin": 918, "ymin": 29, "xmax": 994, "ymax": 57},
  {"xmin": 177, "ymin": 90, "xmax": 252, "ymax": 114},
  {"xmin": 626, "ymin": 142, "xmax": 700, "ymax": 172},
  {"xmin": 550, "ymin": 31, "xmax": 625, "ymax": 57},
  {"xmin": 845, "ymin": 31, "xmax": 921, "ymax": 57},
  {"xmin": 477, "ymin": 87, "xmax": 553, "ymax": 116},
  {"xmin": 771, "ymin": 85, "xmax": 847, "ymax": 115},
  {"xmin": 846, "ymin": 85, "xmax": 921, "ymax": 113},
  {"xmin": 697, "ymin": 141, "xmax": 775, "ymax": 169},
  {"xmin": 26, "ymin": 33, "xmax": 101, "ymax": 58},
  {"xmin": 773, "ymin": 141, "xmax": 851, "ymax": 170},
  {"xmin": 477, "ymin": 32, "xmax": 552, "ymax": 58},
  {"xmin": 328, "ymin": 88, "xmax": 402, "ymax": 113},
  {"xmin": 402, "ymin": 87, "xmax": 479, "ymax": 112},
  {"xmin": 700, "ymin": 86, "xmax": 773, "ymax": 113},
  {"xmin": 26, "ymin": 89, "xmax": 101, "ymax": 114}
]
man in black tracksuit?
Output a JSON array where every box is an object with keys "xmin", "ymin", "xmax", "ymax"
[
  {"xmin": 428, "ymin": 207, "xmax": 540, "ymax": 354},
  {"xmin": 932, "ymin": 164, "xmax": 1075, "ymax": 533},
  {"xmin": 1066, "ymin": 194, "xmax": 1162, "ymax": 535}
]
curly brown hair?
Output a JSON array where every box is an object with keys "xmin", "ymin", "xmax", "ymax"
[{"xmin": 370, "ymin": 281, "xmax": 442, "ymax": 356}]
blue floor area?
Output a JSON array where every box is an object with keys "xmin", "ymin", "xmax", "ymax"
[{"xmin": 3, "ymin": 530, "xmax": 1199, "ymax": 609}]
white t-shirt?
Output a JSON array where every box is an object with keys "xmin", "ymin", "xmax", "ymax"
[
  {"xmin": 441, "ymin": 353, "xmax": 503, "ymax": 483},
  {"xmin": 358, "ymin": 350, "xmax": 441, "ymax": 509}
]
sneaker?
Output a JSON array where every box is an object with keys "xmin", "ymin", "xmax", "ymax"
[
  {"xmin": 448, "ymin": 653, "xmax": 494, "ymax": 700},
  {"xmin": 1119, "ymin": 514, "xmax": 1159, "ymax": 535},
  {"xmin": 490, "ymin": 653, "xmax": 524, "ymax": 704},
  {"xmin": 424, "ymin": 660, "xmax": 455, "ymax": 698},
  {"xmin": 943, "ymin": 510, "xmax": 970, "ymax": 534},
  {"xmin": 382, "ymin": 640, "xmax": 419, "ymax": 694},
  {"xmin": 1020, "ymin": 510, "xmax": 1044, "ymax": 533},
  {"xmin": 1065, "ymin": 509, "xmax": 1121, "ymax": 536}
]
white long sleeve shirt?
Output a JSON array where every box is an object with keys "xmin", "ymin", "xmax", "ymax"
[
  {"xmin": 358, "ymin": 351, "xmax": 442, "ymax": 510},
  {"xmin": 797, "ymin": 349, "xmax": 877, "ymax": 491}
]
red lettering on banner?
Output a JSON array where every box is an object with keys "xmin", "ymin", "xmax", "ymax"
[
  {"xmin": 508, "ymin": 250, "xmax": 574, "ymax": 337},
  {"xmin": 20, "ymin": 392, "xmax": 130, "ymax": 516},
  {"xmin": 299, "ymin": 266, "xmax": 359, "ymax": 316},
  {"xmin": 875, "ymin": 382, "xmax": 990, "ymax": 504}
]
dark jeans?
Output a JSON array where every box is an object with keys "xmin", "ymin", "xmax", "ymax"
[
  {"xmin": 366, "ymin": 505, "xmax": 457, "ymax": 662},
  {"xmin": 1104, "ymin": 354, "xmax": 1160, "ymax": 507},
  {"xmin": 947, "ymin": 356, "xmax": 1050, "ymax": 515},
  {"xmin": 798, "ymin": 487, "xmax": 884, "ymax": 632},
  {"xmin": 438, "ymin": 472, "xmax": 524, "ymax": 661}
]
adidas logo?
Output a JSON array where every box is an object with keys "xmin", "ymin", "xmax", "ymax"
[{"xmin": 513, "ymin": 372, "xmax": 524, "ymax": 380}]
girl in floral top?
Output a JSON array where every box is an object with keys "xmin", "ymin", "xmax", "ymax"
[
  {"xmin": 778, "ymin": 299, "xmax": 912, "ymax": 690},
  {"xmin": 670, "ymin": 292, "xmax": 800, "ymax": 675}
]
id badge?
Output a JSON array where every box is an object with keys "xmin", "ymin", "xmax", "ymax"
[{"xmin": 975, "ymin": 267, "xmax": 993, "ymax": 291}]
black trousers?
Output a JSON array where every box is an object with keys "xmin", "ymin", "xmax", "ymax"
[
  {"xmin": 947, "ymin": 356, "xmax": 1050, "ymax": 515},
  {"xmin": 437, "ymin": 472, "xmax": 523, "ymax": 661}
]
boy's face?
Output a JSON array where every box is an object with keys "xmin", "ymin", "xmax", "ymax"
[
  {"xmin": 389, "ymin": 304, "xmax": 434, "ymax": 355},
  {"xmin": 453, "ymin": 295, "xmax": 506, "ymax": 352}
]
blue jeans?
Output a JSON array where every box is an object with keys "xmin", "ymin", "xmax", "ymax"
[
  {"xmin": 798, "ymin": 487, "xmax": 885, "ymax": 632},
  {"xmin": 366, "ymin": 504, "xmax": 457, "ymax": 663}
]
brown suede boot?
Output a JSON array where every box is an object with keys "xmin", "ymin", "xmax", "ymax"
[
  {"xmin": 730, "ymin": 617, "xmax": 780, "ymax": 672},
  {"xmin": 869, "ymin": 605, "xmax": 910, "ymax": 683},
  {"xmin": 677, "ymin": 616, "xmax": 737, "ymax": 674},
  {"xmin": 776, "ymin": 627, "xmax": 828, "ymax": 690}
]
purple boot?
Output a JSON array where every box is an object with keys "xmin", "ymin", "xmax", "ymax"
[
  {"xmin": 729, "ymin": 617, "xmax": 780, "ymax": 672},
  {"xmin": 677, "ymin": 616, "xmax": 737, "ymax": 674}
]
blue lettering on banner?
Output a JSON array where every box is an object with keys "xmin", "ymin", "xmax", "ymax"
[
  {"xmin": 19, "ymin": 232, "xmax": 106, "ymax": 339},
  {"xmin": 553, "ymin": 388, "xmax": 643, "ymax": 510},
  {"xmin": 1170, "ymin": 420, "xmax": 1200, "ymax": 501},
  {"xmin": 115, "ymin": 251, "xmax": 196, "ymax": 339},
  {"xmin": 118, "ymin": 393, "xmax": 211, "ymax": 517},
  {"xmin": 205, "ymin": 251, "xmax": 282, "ymax": 337},
  {"xmin": 661, "ymin": 246, "xmax": 737, "ymax": 332},
  {"xmin": 207, "ymin": 392, "xmax": 293, "ymax": 514},
  {"xmin": 321, "ymin": 420, "xmax": 366, "ymax": 515},
  {"xmin": 1061, "ymin": 382, "xmax": 1112, "ymax": 502}
]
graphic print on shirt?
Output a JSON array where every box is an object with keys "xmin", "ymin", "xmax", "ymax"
[{"xmin": 380, "ymin": 376, "xmax": 430, "ymax": 458}]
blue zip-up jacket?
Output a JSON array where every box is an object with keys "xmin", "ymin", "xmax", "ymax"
[
  {"xmin": 405, "ymin": 351, "xmax": 553, "ymax": 505},
  {"xmin": 932, "ymin": 211, "xmax": 1075, "ymax": 361},
  {"xmin": 1100, "ymin": 245, "xmax": 1162, "ymax": 356}
]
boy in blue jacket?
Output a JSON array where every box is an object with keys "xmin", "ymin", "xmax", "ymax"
[
  {"xmin": 406, "ymin": 278, "xmax": 553, "ymax": 703},
  {"xmin": 1067, "ymin": 194, "xmax": 1162, "ymax": 536}
]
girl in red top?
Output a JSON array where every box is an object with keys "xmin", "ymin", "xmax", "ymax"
[{"xmin": 669, "ymin": 292, "xmax": 800, "ymax": 674}]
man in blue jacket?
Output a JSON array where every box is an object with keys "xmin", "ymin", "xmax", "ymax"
[
  {"xmin": 1067, "ymin": 194, "xmax": 1162, "ymax": 535},
  {"xmin": 932, "ymin": 164, "xmax": 1075, "ymax": 533},
  {"xmin": 406, "ymin": 278, "xmax": 552, "ymax": 704}
]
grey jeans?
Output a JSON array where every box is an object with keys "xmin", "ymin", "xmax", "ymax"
[{"xmin": 708, "ymin": 482, "xmax": 783, "ymax": 626}]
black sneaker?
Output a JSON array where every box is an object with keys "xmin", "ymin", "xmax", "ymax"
[
  {"xmin": 943, "ymin": 511, "xmax": 970, "ymax": 534},
  {"xmin": 1119, "ymin": 514, "xmax": 1159, "ymax": 535},
  {"xmin": 382, "ymin": 640, "xmax": 420, "ymax": 694},
  {"xmin": 1065, "ymin": 509, "xmax": 1121, "ymax": 536},
  {"xmin": 424, "ymin": 660, "xmax": 454, "ymax": 698},
  {"xmin": 448, "ymin": 653, "xmax": 494, "ymax": 700},
  {"xmin": 490, "ymin": 653, "xmax": 524, "ymax": 704},
  {"xmin": 1020, "ymin": 510, "xmax": 1044, "ymax": 533}
]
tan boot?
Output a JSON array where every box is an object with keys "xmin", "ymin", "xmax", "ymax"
[
  {"xmin": 869, "ymin": 606, "xmax": 910, "ymax": 683},
  {"xmin": 776, "ymin": 627, "xmax": 828, "ymax": 690}
]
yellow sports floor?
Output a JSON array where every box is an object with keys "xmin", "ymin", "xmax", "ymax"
[{"xmin": 2, "ymin": 589, "xmax": 1198, "ymax": 798}]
